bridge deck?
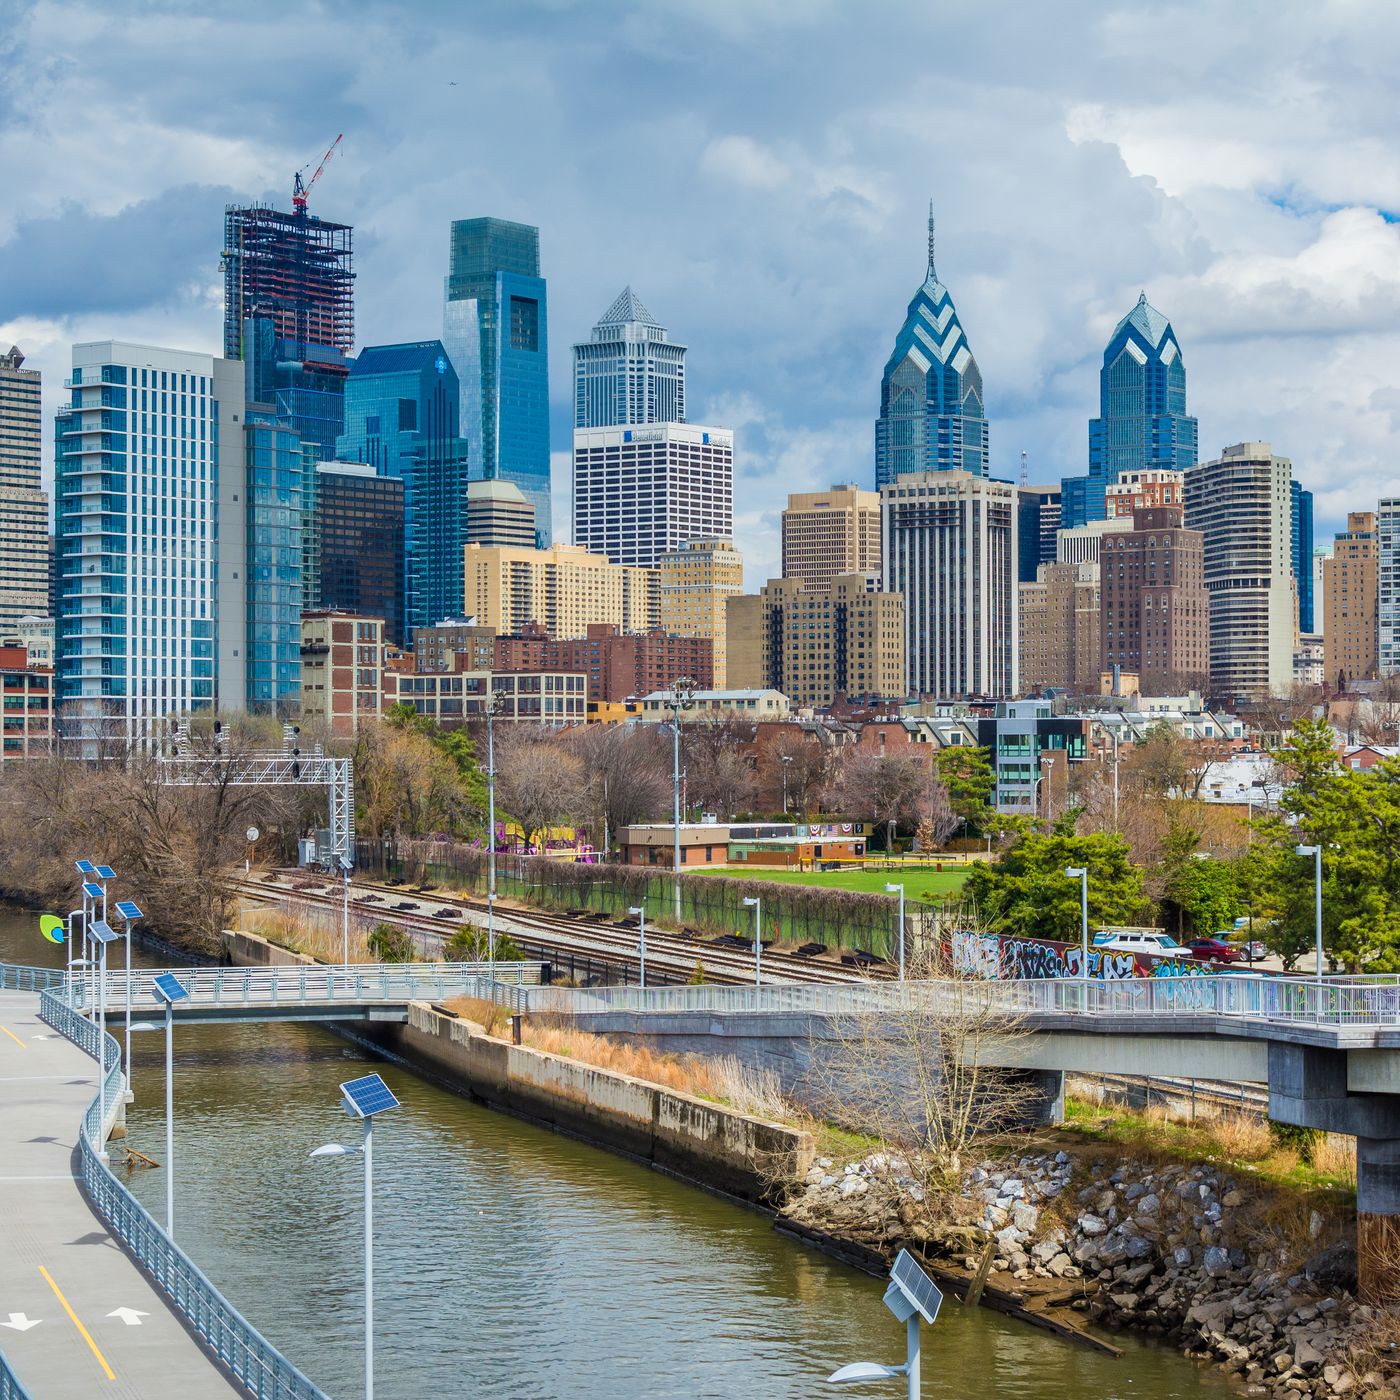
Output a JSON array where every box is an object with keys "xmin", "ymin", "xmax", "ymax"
[{"xmin": 0, "ymin": 990, "xmax": 241, "ymax": 1398}]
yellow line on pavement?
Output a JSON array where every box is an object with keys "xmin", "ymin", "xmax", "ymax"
[
  {"xmin": 0, "ymin": 1024, "xmax": 25, "ymax": 1049},
  {"xmin": 39, "ymin": 1265, "xmax": 115, "ymax": 1381}
]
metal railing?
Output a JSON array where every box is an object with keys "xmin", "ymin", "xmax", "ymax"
[
  {"xmin": 117, "ymin": 962, "xmax": 540, "ymax": 1012},
  {"xmin": 39, "ymin": 988, "xmax": 330, "ymax": 1400},
  {"xmin": 0, "ymin": 1350, "xmax": 32, "ymax": 1400},
  {"xmin": 0, "ymin": 961, "xmax": 68, "ymax": 992},
  {"xmin": 472, "ymin": 972, "xmax": 1400, "ymax": 1029}
]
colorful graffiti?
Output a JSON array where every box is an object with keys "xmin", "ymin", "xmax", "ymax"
[{"xmin": 950, "ymin": 930, "xmax": 1216, "ymax": 983}]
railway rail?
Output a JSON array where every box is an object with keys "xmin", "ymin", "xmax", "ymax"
[{"xmin": 233, "ymin": 870, "xmax": 888, "ymax": 987}]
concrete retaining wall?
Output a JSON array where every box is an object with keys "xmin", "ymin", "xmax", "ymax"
[
  {"xmin": 372, "ymin": 1004, "xmax": 812, "ymax": 1203},
  {"xmin": 222, "ymin": 930, "xmax": 320, "ymax": 968}
]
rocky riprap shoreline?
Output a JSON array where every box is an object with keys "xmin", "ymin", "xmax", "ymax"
[{"xmin": 782, "ymin": 1147, "xmax": 1396, "ymax": 1399}]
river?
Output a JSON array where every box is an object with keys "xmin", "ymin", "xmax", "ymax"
[{"xmin": 1, "ymin": 903, "xmax": 1234, "ymax": 1398}]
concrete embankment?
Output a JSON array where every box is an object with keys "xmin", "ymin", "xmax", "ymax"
[{"xmin": 221, "ymin": 931, "xmax": 811, "ymax": 1203}]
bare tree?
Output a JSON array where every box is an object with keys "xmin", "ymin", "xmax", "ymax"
[
  {"xmin": 802, "ymin": 946, "xmax": 1040, "ymax": 1227},
  {"xmin": 754, "ymin": 728, "xmax": 834, "ymax": 817},
  {"xmin": 682, "ymin": 717, "xmax": 757, "ymax": 818},
  {"xmin": 567, "ymin": 723, "xmax": 671, "ymax": 853},
  {"xmin": 494, "ymin": 726, "xmax": 587, "ymax": 852},
  {"xmin": 1357, "ymin": 676, "xmax": 1400, "ymax": 747},
  {"xmin": 830, "ymin": 749, "xmax": 936, "ymax": 852}
]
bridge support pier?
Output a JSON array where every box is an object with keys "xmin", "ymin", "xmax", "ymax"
[{"xmin": 1269, "ymin": 1044, "xmax": 1400, "ymax": 1305}]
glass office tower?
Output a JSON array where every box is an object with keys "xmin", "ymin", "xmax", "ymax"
[
  {"xmin": 335, "ymin": 342, "xmax": 469, "ymax": 638},
  {"xmin": 1062, "ymin": 293, "xmax": 1197, "ymax": 527},
  {"xmin": 244, "ymin": 406, "xmax": 303, "ymax": 711},
  {"xmin": 1292, "ymin": 479, "xmax": 1315, "ymax": 634},
  {"xmin": 875, "ymin": 210, "xmax": 989, "ymax": 485},
  {"xmin": 442, "ymin": 217, "xmax": 551, "ymax": 544}
]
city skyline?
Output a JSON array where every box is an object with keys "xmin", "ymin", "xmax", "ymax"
[{"xmin": 4, "ymin": 3, "xmax": 1400, "ymax": 587}]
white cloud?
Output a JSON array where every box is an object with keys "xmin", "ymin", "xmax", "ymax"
[{"xmin": 700, "ymin": 135, "xmax": 791, "ymax": 190}]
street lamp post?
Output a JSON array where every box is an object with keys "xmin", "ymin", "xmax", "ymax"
[
  {"xmin": 145, "ymin": 973, "xmax": 189, "ymax": 1236},
  {"xmin": 780, "ymin": 753, "xmax": 793, "ymax": 814},
  {"xmin": 114, "ymin": 898, "xmax": 143, "ymax": 1094},
  {"xmin": 337, "ymin": 855, "xmax": 354, "ymax": 965},
  {"xmin": 884, "ymin": 882, "xmax": 906, "ymax": 982},
  {"xmin": 88, "ymin": 919, "xmax": 119, "ymax": 1161},
  {"xmin": 1111, "ymin": 730, "xmax": 1120, "ymax": 830},
  {"xmin": 742, "ymin": 895, "xmax": 762, "ymax": 986},
  {"xmin": 628, "ymin": 905, "xmax": 647, "ymax": 988},
  {"xmin": 245, "ymin": 824, "xmax": 260, "ymax": 876},
  {"xmin": 311, "ymin": 1074, "xmax": 401, "ymax": 1400},
  {"xmin": 74, "ymin": 861, "xmax": 96, "ymax": 1010},
  {"xmin": 827, "ymin": 1249, "xmax": 941, "ymax": 1400},
  {"xmin": 486, "ymin": 689, "xmax": 506, "ymax": 972},
  {"xmin": 1295, "ymin": 844, "xmax": 1323, "ymax": 988},
  {"xmin": 1065, "ymin": 866, "xmax": 1089, "ymax": 983},
  {"xmin": 670, "ymin": 678, "xmax": 696, "ymax": 924}
]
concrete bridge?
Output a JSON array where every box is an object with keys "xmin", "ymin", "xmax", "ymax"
[{"xmin": 488, "ymin": 973, "xmax": 1400, "ymax": 1304}]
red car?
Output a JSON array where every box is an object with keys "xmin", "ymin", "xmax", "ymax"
[{"xmin": 1187, "ymin": 937, "xmax": 1242, "ymax": 964}]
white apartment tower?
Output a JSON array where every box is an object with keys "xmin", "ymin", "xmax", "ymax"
[
  {"xmin": 1379, "ymin": 499, "xmax": 1400, "ymax": 676},
  {"xmin": 882, "ymin": 471, "xmax": 1018, "ymax": 699},
  {"xmin": 55, "ymin": 342, "xmax": 243, "ymax": 745},
  {"xmin": 573, "ymin": 287, "xmax": 685, "ymax": 429},
  {"xmin": 0, "ymin": 347, "xmax": 51, "ymax": 631},
  {"xmin": 1185, "ymin": 442, "xmax": 1295, "ymax": 700},
  {"xmin": 572, "ymin": 423, "xmax": 733, "ymax": 569}
]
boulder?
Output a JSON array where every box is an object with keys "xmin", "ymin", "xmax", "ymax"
[
  {"xmin": 1011, "ymin": 1202, "xmax": 1039, "ymax": 1233},
  {"xmin": 1304, "ymin": 1241, "xmax": 1357, "ymax": 1295},
  {"xmin": 1203, "ymin": 1246, "xmax": 1231, "ymax": 1277},
  {"xmin": 1078, "ymin": 1213, "xmax": 1108, "ymax": 1236}
]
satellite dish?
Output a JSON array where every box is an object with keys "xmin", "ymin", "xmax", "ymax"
[{"xmin": 246, "ymin": 826, "xmax": 260, "ymax": 843}]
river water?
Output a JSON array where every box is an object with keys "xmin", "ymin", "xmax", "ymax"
[{"xmin": 2, "ymin": 904, "xmax": 1233, "ymax": 1399}]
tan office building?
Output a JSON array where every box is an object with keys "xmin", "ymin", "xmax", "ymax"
[
  {"xmin": 1323, "ymin": 511, "xmax": 1378, "ymax": 688},
  {"xmin": 1018, "ymin": 562, "xmax": 1100, "ymax": 694},
  {"xmin": 657, "ymin": 538, "xmax": 743, "ymax": 687},
  {"xmin": 781, "ymin": 485, "xmax": 882, "ymax": 589},
  {"xmin": 0, "ymin": 348, "xmax": 50, "ymax": 632},
  {"xmin": 463, "ymin": 543, "xmax": 656, "ymax": 639}
]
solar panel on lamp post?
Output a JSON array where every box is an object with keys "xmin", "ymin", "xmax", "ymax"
[
  {"xmin": 115, "ymin": 900, "xmax": 142, "ymax": 1095},
  {"xmin": 884, "ymin": 882, "xmax": 906, "ymax": 981},
  {"xmin": 827, "ymin": 1248, "xmax": 942, "ymax": 1399},
  {"xmin": 742, "ymin": 895, "xmax": 762, "ymax": 986},
  {"xmin": 81, "ymin": 882, "xmax": 104, "ymax": 1014},
  {"xmin": 88, "ymin": 919, "xmax": 120, "ymax": 1161},
  {"xmin": 627, "ymin": 906, "xmax": 646, "ymax": 987},
  {"xmin": 74, "ymin": 862, "xmax": 95, "ymax": 1009},
  {"xmin": 310, "ymin": 1073, "xmax": 402, "ymax": 1400},
  {"xmin": 94, "ymin": 863, "xmax": 115, "ymax": 943}
]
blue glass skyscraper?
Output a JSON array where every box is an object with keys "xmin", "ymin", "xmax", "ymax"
[
  {"xmin": 335, "ymin": 342, "xmax": 469, "ymax": 639},
  {"xmin": 875, "ymin": 210, "xmax": 988, "ymax": 485},
  {"xmin": 442, "ymin": 218, "xmax": 551, "ymax": 544},
  {"xmin": 1292, "ymin": 479, "xmax": 1315, "ymax": 633},
  {"xmin": 1061, "ymin": 292, "xmax": 1197, "ymax": 527}
]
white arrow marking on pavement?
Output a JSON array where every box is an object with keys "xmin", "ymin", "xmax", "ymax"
[
  {"xmin": 2, "ymin": 1313, "xmax": 40, "ymax": 1331},
  {"xmin": 107, "ymin": 1308, "xmax": 147, "ymax": 1326}
]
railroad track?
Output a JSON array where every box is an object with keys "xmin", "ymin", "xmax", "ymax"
[{"xmin": 233, "ymin": 870, "xmax": 887, "ymax": 987}]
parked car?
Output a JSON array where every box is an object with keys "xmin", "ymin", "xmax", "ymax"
[
  {"xmin": 1091, "ymin": 929, "xmax": 1184, "ymax": 957},
  {"xmin": 1186, "ymin": 937, "xmax": 1242, "ymax": 964},
  {"xmin": 1239, "ymin": 939, "xmax": 1268, "ymax": 962}
]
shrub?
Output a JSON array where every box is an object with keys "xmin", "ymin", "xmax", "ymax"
[
  {"xmin": 1269, "ymin": 1119, "xmax": 1325, "ymax": 1165},
  {"xmin": 446, "ymin": 924, "xmax": 524, "ymax": 962},
  {"xmin": 366, "ymin": 922, "xmax": 416, "ymax": 963}
]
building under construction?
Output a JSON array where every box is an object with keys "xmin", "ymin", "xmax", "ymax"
[{"xmin": 221, "ymin": 203, "xmax": 355, "ymax": 362}]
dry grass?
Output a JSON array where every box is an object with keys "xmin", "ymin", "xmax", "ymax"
[
  {"xmin": 439, "ymin": 998, "xmax": 795, "ymax": 1121},
  {"xmin": 1062, "ymin": 1096, "xmax": 1357, "ymax": 1195},
  {"xmin": 239, "ymin": 902, "xmax": 376, "ymax": 964}
]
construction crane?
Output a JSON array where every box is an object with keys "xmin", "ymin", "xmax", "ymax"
[{"xmin": 292, "ymin": 133, "xmax": 343, "ymax": 213}]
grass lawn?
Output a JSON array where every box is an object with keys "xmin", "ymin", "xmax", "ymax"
[{"xmin": 693, "ymin": 863, "xmax": 969, "ymax": 902}]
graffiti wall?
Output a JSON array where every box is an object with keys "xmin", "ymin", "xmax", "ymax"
[{"xmin": 950, "ymin": 930, "xmax": 1215, "ymax": 983}]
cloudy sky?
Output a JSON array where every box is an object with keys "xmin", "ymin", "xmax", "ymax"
[{"xmin": 4, "ymin": 0, "xmax": 1400, "ymax": 584}]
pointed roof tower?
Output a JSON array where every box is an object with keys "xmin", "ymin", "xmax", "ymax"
[{"xmin": 597, "ymin": 285, "xmax": 662, "ymax": 329}]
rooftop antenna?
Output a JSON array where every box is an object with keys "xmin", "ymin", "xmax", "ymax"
[
  {"xmin": 926, "ymin": 200, "xmax": 936, "ymax": 280},
  {"xmin": 1020, "ymin": 450, "xmax": 1029, "ymax": 487}
]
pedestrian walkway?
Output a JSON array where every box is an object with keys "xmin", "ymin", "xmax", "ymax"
[{"xmin": 0, "ymin": 990, "xmax": 242, "ymax": 1397}]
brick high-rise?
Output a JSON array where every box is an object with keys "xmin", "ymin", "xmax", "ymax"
[
  {"xmin": 1324, "ymin": 512, "xmax": 1378, "ymax": 689},
  {"xmin": 1100, "ymin": 504, "xmax": 1208, "ymax": 693}
]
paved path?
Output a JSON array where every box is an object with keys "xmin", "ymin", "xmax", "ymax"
[{"xmin": 0, "ymin": 991, "xmax": 242, "ymax": 1397}]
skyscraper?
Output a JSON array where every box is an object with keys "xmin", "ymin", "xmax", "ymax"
[
  {"xmin": 875, "ymin": 209, "xmax": 988, "ymax": 486},
  {"xmin": 1291, "ymin": 480, "xmax": 1315, "ymax": 634},
  {"xmin": 882, "ymin": 471, "xmax": 1018, "ymax": 698},
  {"xmin": 0, "ymin": 347, "xmax": 51, "ymax": 631},
  {"xmin": 657, "ymin": 538, "xmax": 744, "ymax": 688},
  {"xmin": 1016, "ymin": 485, "xmax": 1061, "ymax": 584},
  {"xmin": 781, "ymin": 485, "xmax": 881, "ymax": 590},
  {"xmin": 573, "ymin": 288, "xmax": 685, "ymax": 428},
  {"xmin": 442, "ymin": 217, "xmax": 551, "ymax": 543},
  {"xmin": 222, "ymin": 201, "xmax": 354, "ymax": 458},
  {"xmin": 315, "ymin": 463, "xmax": 405, "ymax": 645},
  {"xmin": 243, "ymin": 407, "xmax": 303, "ymax": 712},
  {"xmin": 1061, "ymin": 293, "xmax": 1197, "ymax": 528},
  {"xmin": 572, "ymin": 423, "xmax": 733, "ymax": 568},
  {"xmin": 1377, "ymin": 500, "xmax": 1400, "ymax": 677},
  {"xmin": 1185, "ymin": 442, "xmax": 1294, "ymax": 700},
  {"xmin": 336, "ymin": 342, "xmax": 469, "ymax": 639},
  {"xmin": 55, "ymin": 343, "xmax": 242, "ymax": 743},
  {"xmin": 466, "ymin": 479, "xmax": 536, "ymax": 549},
  {"xmin": 1323, "ymin": 512, "xmax": 1377, "ymax": 689}
]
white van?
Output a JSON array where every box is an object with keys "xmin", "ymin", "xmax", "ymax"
[{"xmin": 1091, "ymin": 928, "xmax": 1184, "ymax": 957}]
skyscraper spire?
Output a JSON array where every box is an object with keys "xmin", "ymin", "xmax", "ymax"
[{"xmin": 927, "ymin": 200, "xmax": 937, "ymax": 281}]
